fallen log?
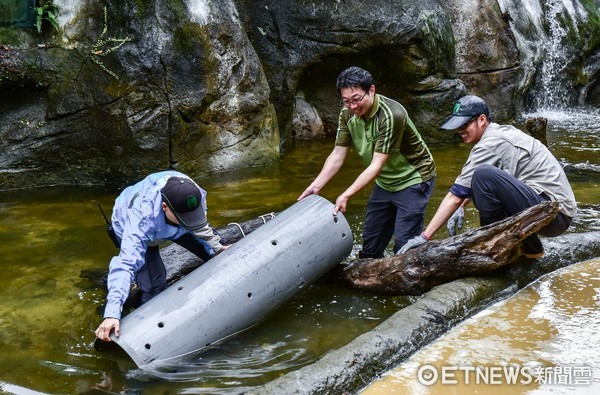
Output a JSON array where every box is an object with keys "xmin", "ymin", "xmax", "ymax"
[{"xmin": 340, "ymin": 201, "xmax": 559, "ymax": 296}]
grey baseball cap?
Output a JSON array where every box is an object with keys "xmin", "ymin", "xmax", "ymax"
[{"xmin": 440, "ymin": 95, "xmax": 490, "ymax": 130}]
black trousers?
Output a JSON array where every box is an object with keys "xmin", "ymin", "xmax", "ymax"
[
  {"xmin": 471, "ymin": 164, "xmax": 571, "ymax": 236},
  {"xmin": 361, "ymin": 177, "xmax": 435, "ymax": 257},
  {"xmin": 112, "ymin": 232, "xmax": 213, "ymax": 305}
]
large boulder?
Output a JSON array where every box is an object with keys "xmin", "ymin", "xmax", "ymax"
[
  {"xmin": 439, "ymin": 0, "xmax": 521, "ymax": 121},
  {"xmin": 0, "ymin": 0, "xmax": 598, "ymax": 189}
]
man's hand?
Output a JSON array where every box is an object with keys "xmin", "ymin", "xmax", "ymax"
[
  {"xmin": 298, "ymin": 184, "xmax": 320, "ymax": 201},
  {"xmin": 333, "ymin": 194, "xmax": 349, "ymax": 215},
  {"xmin": 95, "ymin": 318, "xmax": 120, "ymax": 342},
  {"xmin": 397, "ymin": 234, "xmax": 429, "ymax": 254},
  {"xmin": 217, "ymin": 244, "xmax": 231, "ymax": 254},
  {"xmin": 447, "ymin": 206, "xmax": 465, "ymax": 236}
]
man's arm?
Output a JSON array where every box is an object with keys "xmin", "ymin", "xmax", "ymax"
[
  {"xmin": 423, "ymin": 192, "xmax": 465, "ymax": 239},
  {"xmin": 298, "ymin": 146, "xmax": 349, "ymax": 200},
  {"xmin": 397, "ymin": 191, "xmax": 465, "ymax": 254},
  {"xmin": 96, "ymin": 216, "xmax": 149, "ymax": 342},
  {"xmin": 333, "ymin": 152, "xmax": 388, "ymax": 214},
  {"xmin": 193, "ymin": 224, "xmax": 228, "ymax": 253}
]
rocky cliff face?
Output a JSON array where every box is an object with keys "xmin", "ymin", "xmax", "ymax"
[
  {"xmin": 0, "ymin": 0, "xmax": 598, "ymax": 190},
  {"xmin": 0, "ymin": 0, "xmax": 279, "ymax": 189},
  {"xmin": 236, "ymin": 0, "xmax": 464, "ymax": 145}
]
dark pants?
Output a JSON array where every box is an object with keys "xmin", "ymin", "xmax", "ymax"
[
  {"xmin": 471, "ymin": 164, "xmax": 571, "ymax": 236},
  {"xmin": 112, "ymin": 232, "xmax": 213, "ymax": 305},
  {"xmin": 361, "ymin": 177, "xmax": 435, "ymax": 258}
]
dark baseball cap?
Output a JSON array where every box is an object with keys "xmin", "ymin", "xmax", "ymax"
[
  {"xmin": 440, "ymin": 95, "xmax": 490, "ymax": 130},
  {"xmin": 161, "ymin": 177, "xmax": 207, "ymax": 230}
]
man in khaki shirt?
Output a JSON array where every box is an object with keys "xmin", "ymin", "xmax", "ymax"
[{"xmin": 399, "ymin": 95, "xmax": 577, "ymax": 258}]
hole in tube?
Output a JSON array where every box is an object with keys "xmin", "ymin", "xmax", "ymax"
[
  {"xmin": 271, "ymin": 240, "xmax": 277, "ymax": 246},
  {"xmin": 248, "ymin": 292, "xmax": 253, "ymax": 298},
  {"xmin": 342, "ymin": 233, "xmax": 346, "ymax": 238},
  {"xmin": 158, "ymin": 322, "xmax": 164, "ymax": 328},
  {"xmin": 177, "ymin": 286, "xmax": 183, "ymax": 291},
  {"xmin": 333, "ymin": 216, "xmax": 339, "ymax": 223},
  {"xmin": 145, "ymin": 344, "xmax": 151, "ymax": 350}
]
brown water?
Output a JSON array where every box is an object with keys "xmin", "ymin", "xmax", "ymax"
[
  {"xmin": 361, "ymin": 257, "xmax": 600, "ymax": 395},
  {"xmin": 0, "ymin": 113, "xmax": 598, "ymax": 394}
]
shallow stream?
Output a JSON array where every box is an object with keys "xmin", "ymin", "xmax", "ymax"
[
  {"xmin": 0, "ymin": 109, "xmax": 598, "ymax": 394},
  {"xmin": 361, "ymin": 257, "xmax": 600, "ymax": 395}
]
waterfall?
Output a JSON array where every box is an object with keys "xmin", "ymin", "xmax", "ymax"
[
  {"xmin": 499, "ymin": 0, "xmax": 594, "ymax": 111},
  {"xmin": 498, "ymin": 0, "xmax": 600, "ymax": 133},
  {"xmin": 535, "ymin": 0, "xmax": 586, "ymax": 110}
]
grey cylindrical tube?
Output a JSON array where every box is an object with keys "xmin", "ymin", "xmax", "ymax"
[{"xmin": 112, "ymin": 195, "xmax": 353, "ymax": 367}]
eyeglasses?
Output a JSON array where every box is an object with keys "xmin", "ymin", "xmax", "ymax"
[
  {"xmin": 458, "ymin": 116, "xmax": 478, "ymax": 131},
  {"xmin": 341, "ymin": 91, "xmax": 368, "ymax": 107}
]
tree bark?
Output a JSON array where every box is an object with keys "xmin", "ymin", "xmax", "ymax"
[{"xmin": 340, "ymin": 201, "xmax": 559, "ymax": 296}]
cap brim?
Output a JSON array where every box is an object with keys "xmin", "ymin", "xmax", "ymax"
[
  {"xmin": 174, "ymin": 208, "xmax": 208, "ymax": 231},
  {"xmin": 163, "ymin": 197, "xmax": 208, "ymax": 230},
  {"xmin": 440, "ymin": 115, "xmax": 473, "ymax": 131}
]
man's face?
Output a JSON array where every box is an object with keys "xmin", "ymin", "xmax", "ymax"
[
  {"xmin": 456, "ymin": 114, "xmax": 487, "ymax": 144},
  {"xmin": 340, "ymin": 86, "xmax": 374, "ymax": 118}
]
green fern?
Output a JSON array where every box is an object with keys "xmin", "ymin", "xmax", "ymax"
[{"xmin": 35, "ymin": 1, "xmax": 60, "ymax": 34}]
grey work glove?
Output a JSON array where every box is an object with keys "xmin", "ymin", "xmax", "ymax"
[
  {"xmin": 397, "ymin": 234, "xmax": 429, "ymax": 255},
  {"xmin": 447, "ymin": 206, "xmax": 465, "ymax": 237}
]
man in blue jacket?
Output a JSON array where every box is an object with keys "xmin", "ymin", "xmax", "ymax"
[{"xmin": 95, "ymin": 171, "xmax": 228, "ymax": 342}]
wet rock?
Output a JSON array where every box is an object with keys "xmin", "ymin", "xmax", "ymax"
[
  {"xmin": 1, "ymin": 0, "xmax": 599, "ymax": 189},
  {"xmin": 525, "ymin": 117, "xmax": 548, "ymax": 146},
  {"xmin": 236, "ymin": 0, "xmax": 464, "ymax": 144},
  {"xmin": 0, "ymin": 1, "xmax": 279, "ymax": 189},
  {"xmin": 291, "ymin": 93, "xmax": 325, "ymax": 140},
  {"xmin": 252, "ymin": 231, "xmax": 600, "ymax": 394}
]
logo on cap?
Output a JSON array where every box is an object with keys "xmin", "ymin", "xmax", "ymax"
[
  {"xmin": 186, "ymin": 195, "xmax": 199, "ymax": 210},
  {"xmin": 453, "ymin": 102, "xmax": 461, "ymax": 114}
]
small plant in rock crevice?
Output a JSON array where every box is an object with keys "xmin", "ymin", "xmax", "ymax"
[{"xmin": 77, "ymin": 6, "xmax": 131, "ymax": 80}]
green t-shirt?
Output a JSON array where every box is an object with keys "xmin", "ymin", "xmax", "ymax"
[{"xmin": 335, "ymin": 94, "xmax": 436, "ymax": 192}]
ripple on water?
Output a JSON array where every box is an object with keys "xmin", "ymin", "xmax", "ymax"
[
  {"xmin": 523, "ymin": 106, "xmax": 600, "ymax": 134},
  {"xmin": 361, "ymin": 258, "xmax": 600, "ymax": 395}
]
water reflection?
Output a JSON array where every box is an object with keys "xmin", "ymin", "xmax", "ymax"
[{"xmin": 0, "ymin": 109, "xmax": 598, "ymax": 393}]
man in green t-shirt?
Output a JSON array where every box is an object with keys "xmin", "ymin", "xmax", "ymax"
[{"xmin": 298, "ymin": 66, "xmax": 436, "ymax": 258}]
